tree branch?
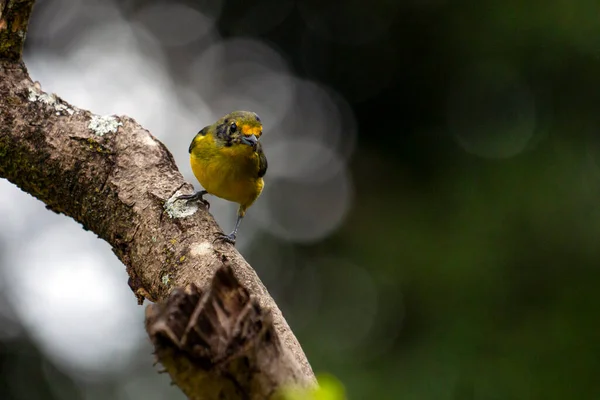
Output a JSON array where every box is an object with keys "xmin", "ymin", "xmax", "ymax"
[
  {"xmin": 0, "ymin": 1, "xmax": 315, "ymax": 398},
  {"xmin": 0, "ymin": 0, "xmax": 33, "ymax": 62}
]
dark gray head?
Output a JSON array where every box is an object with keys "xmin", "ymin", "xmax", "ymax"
[{"xmin": 212, "ymin": 110, "xmax": 262, "ymax": 147}]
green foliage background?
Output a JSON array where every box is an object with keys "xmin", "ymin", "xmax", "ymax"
[{"xmin": 245, "ymin": 1, "xmax": 600, "ymax": 398}]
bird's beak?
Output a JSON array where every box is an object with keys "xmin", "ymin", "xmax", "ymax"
[{"xmin": 241, "ymin": 134, "xmax": 258, "ymax": 148}]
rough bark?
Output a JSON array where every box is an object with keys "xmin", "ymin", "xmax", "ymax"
[{"xmin": 0, "ymin": 1, "xmax": 315, "ymax": 398}]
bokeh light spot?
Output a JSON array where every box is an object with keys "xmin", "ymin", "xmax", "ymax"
[
  {"xmin": 3, "ymin": 222, "xmax": 144, "ymax": 378},
  {"xmin": 308, "ymin": 258, "xmax": 379, "ymax": 356},
  {"xmin": 27, "ymin": 0, "xmax": 83, "ymax": 42},
  {"xmin": 446, "ymin": 61, "xmax": 536, "ymax": 159},
  {"xmin": 265, "ymin": 138, "xmax": 346, "ymax": 184},
  {"xmin": 253, "ymin": 168, "xmax": 353, "ymax": 243},
  {"xmin": 132, "ymin": 2, "xmax": 219, "ymax": 47},
  {"xmin": 190, "ymin": 38, "xmax": 294, "ymax": 128},
  {"xmin": 273, "ymin": 79, "xmax": 357, "ymax": 159}
]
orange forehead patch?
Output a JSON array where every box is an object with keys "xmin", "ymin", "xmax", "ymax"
[{"xmin": 241, "ymin": 124, "xmax": 262, "ymax": 136}]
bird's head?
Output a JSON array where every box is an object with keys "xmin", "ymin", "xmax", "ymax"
[{"xmin": 213, "ymin": 110, "xmax": 263, "ymax": 149}]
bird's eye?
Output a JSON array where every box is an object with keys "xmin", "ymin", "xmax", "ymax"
[{"xmin": 230, "ymin": 123, "xmax": 237, "ymax": 132}]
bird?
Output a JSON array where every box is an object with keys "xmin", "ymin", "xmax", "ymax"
[{"xmin": 177, "ymin": 111, "xmax": 267, "ymax": 245}]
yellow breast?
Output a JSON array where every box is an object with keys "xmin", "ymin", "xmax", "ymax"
[{"xmin": 190, "ymin": 134, "xmax": 264, "ymax": 210}]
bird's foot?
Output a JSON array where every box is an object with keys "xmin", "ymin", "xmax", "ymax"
[
  {"xmin": 176, "ymin": 191, "xmax": 210, "ymax": 209},
  {"xmin": 213, "ymin": 232, "xmax": 236, "ymax": 245}
]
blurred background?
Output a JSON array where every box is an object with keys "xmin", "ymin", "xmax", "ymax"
[{"xmin": 2, "ymin": 0, "xmax": 600, "ymax": 398}]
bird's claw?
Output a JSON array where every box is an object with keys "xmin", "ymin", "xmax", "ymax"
[
  {"xmin": 176, "ymin": 192, "xmax": 210, "ymax": 209},
  {"xmin": 200, "ymin": 199, "xmax": 210, "ymax": 210},
  {"xmin": 213, "ymin": 232, "xmax": 236, "ymax": 245}
]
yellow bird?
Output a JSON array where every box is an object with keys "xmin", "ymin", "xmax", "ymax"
[{"xmin": 178, "ymin": 111, "xmax": 267, "ymax": 244}]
